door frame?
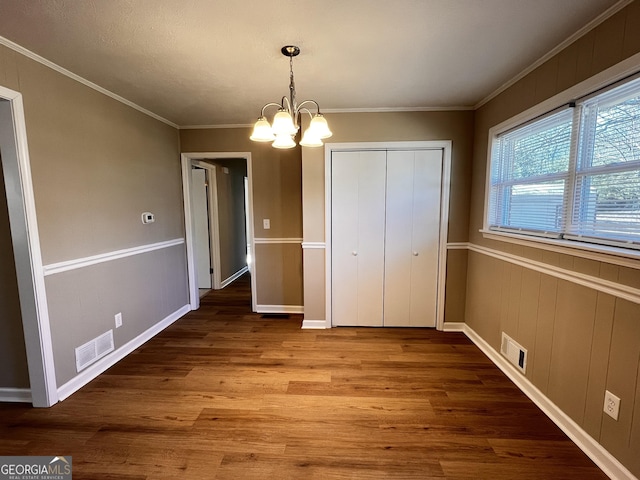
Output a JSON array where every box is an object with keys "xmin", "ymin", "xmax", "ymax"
[
  {"xmin": 181, "ymin": 152, "xmax": 256, "ymax": 311},
  {"xmin": 191, "ymin": 161, "xmax": 222, "ymax": 290},
  {"xmin": 0, "ymin": 86, "xmax": 58, "ymax": 406},
  {"xmin": 324, "ymin": 141, "xmax": 452, "ymax": 330}
]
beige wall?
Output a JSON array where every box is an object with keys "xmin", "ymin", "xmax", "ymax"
[
  {"xmin": 301, "ymin": 110, "xmax": 475, "ymax": 322},
  {"xmin": 180, "ymin": 128, "xmax": 303, "ymax": 308},
  {"xmin": 0, "ymin": 45, "xmax": 188, "ymax": 388},
  {"xmin": 0, "ymin": 145, "xmax": 29, "ymax": 388},
  {"xmin": 466, "ymin": 2, "xmax": 640, "ymax": 476}
]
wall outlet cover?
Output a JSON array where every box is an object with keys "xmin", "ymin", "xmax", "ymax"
[{"xmin": 604, "ymin": 390, "xmax": 620, "ymax": 421}]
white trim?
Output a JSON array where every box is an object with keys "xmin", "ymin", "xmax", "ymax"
[
  {"xmin": 322, "ymin": 106, "xmax": 474, "ymax": 113},
  {"xmin": 181, "ymin": 155, "xmax": 199, "ymax": 310},
  {"xmin": 0, "ymin": 87, "xmax": 58, "ymax": 407},
  {"xmin": 256, "ymin": 305, "xmax": 304, "ymax": 314},
  {"xmin": 468, "ymin": 243, "xmax": 640, "ymax": 305},
  {"xmin": 446, "ymin": 242, "xmax": 470, "ymax": 250},
  {"xmin": 441, "ymin": 322, "xmax": 466, "ymax": 332},
  {"xmin": 324, "ymin": 141, "xmax": 452, "ymax": 331},
  {"xmin": 301, "ymin": 319, "xmax": 329, "ymax": 329},
  {"xmin": 179, "ymin": 124, "xmax": 253, "ymax": 130},
  {"xmin": 57, "ymin": 305, "xmax": 190, "ymax": 401},
  {"xmin": 461, "ymin": 324, "xmax": 637, "ymax": 480},
  {"xmin": 246, "ymin": 155, "xmax": 257, "ymax": 312},
  {"xmin": 0, "ymin": 388, "xmax": 32, "ymax": 403},
  {"xmin": 301, "ymin": 242, "xmax": 326, "ymax": 249},
  {"xmin": 42, "ymin": 238, "xmax": 185, "ymax": 276},
  {"xmin": 254, "ymin": 237, "xmax": 303, "ymax": 244},
  {"xmin": 221, "ymin": 266, "xmax": 249, "ymax": 289},
  {"xmin": 181, "ymin": 152, "xmax": 256, "ymax": 312},
  {"xmin": 481, "ymin": 230, "xmax": 640, "ymax": 270},
  {"xmin": 437, "ymin": 145, "xmax": 452, "ymax": 331},
  {"xmin": 474, "ymin": 0, "xmax": 636, "ymax": 109},
  {"xmin": 0, "ymin": 35, "xmax": 178, "ymax": 129}
]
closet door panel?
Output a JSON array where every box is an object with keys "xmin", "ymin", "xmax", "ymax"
[
  {"xmin": 331, "ymin": 151, "xmax": 386, "ymax": 326},
  {"xmin": 384, "ymin": 149, "xmax": 442, "ymax": 327},
  {"xmin": 383, "ymin": 151, "xmax": 414, "ymax": 326},
  {"xmin": 409, "ymin": 149, "xmax": 442, "ymax": 327}
]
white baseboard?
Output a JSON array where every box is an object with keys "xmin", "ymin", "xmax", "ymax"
[
  {"xmin": 442, "ymin": 322, "xmax": 466, "ymax": 332},
  {"xmin": 462, "ymin": 323, "xmax": 637, "ymax": 480},
  {"xmin": 302, "ymin": 319, "xmax": 328, "ymax": 329},
  {"xmin": 0, "ymin": 388, "xmax": 31, "ymax": 403},
  {"xmin": 221, "ymin": 266, "xmax": 249, "ymax": 288},
  {"xmin": 256, "ymin": 305, "xmax": 304, "ymax": 314},
  {"xmin": 57, "ymin": 304, "xmax": 190, "ymax": 401}
]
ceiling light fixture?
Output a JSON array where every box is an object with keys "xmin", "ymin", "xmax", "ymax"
[{"xmin": 250, "ymin": 46, "xmax": 332, "ymax": 149}]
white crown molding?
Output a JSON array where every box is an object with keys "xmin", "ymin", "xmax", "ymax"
[
  {"xmin": 43, "ymin": 238, "xmax": 185, "ymax": 276},
  {"xmin": 322, "ymin": 106, "xmax": 474, "ymax": 114},
  {"xmin": 475, "ymin": 0, "xmax": 636, "ymax": 109},
  {"xmin": 0, "ymin": 35, "xmax": 178, "ymax": 129},
  {"xmin": 178, "ymin": 108, "xmax": 476, "ymax": 130},
  {"xmin": 179, "ymin": 124, "xmax": 253, "ymax": 130}
]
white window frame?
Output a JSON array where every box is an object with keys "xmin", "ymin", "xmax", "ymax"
[{"xmin": 482, "ymin": 53, "xmax": 640, "ymax": 264}]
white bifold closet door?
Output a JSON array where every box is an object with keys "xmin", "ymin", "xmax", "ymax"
[{"xmin": 331, "ymin": 149, "xmax": 442, "ymax": 327}]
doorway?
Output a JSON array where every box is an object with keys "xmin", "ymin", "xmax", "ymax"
[
  {"xmin": 181, "ymin": 152, "xmax": 255, "ymax": 311},
  {"xmin": 191, "ymin": 163, "xmax": 220, "ymax": 294},
  {"xmin": 0, "ymin": 88, "xmax": 57, "ymax": 407}
]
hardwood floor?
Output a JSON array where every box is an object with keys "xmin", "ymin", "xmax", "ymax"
[{"xmin": 0, "ymin": 274, "xmax": 607, "ymax": 479}]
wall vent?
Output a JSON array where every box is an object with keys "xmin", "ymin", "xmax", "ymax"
[
  {"xmin": 500, "ymin": 332, "xmax": 527, "ymax": 374},
  {"xmin": 75, "ymin": 330, "xmax": 115, "ymax": 372}
]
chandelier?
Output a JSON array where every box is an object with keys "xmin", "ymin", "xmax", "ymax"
[{"xmin": 250, "ymin": 45, "xmax": 332, "ymax": 148}]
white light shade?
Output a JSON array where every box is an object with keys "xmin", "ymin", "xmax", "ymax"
[
  {"xmin": 309, "ymin": 114, "xmax": 332, "ymax": 139},
  {"xmin": 271, "ymin": 110, "xmax": 297, "ymax": 136},
  {"xmin": 249, "ymin": 117, "xmax": 275, "ymax": 142},
  {"xmin": 272, "ymin": 134, "xmax": 296, "ymax": 149},
  {"xmin": 300, "ymin": 128, "xmax": 323, "ymax": 147}
]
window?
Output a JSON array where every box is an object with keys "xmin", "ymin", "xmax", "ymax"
[{"xmin": 488, "ymin": 75, "xmax": 640, "ymax": 250}]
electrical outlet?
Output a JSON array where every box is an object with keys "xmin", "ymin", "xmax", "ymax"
[
  {"xmin": 603, "ymin": 390, "xmax": 620, "ymax": 420},
  {"xmin": 115, "ymin": 312, "xmax": 123, "ymax": 328}
]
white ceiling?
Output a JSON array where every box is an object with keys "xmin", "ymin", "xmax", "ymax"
[{"xmin": 0, "ymin": 0, "xmax": 623, "ymax": 127}]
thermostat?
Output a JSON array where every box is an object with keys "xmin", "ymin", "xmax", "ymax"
[{"xmin": 141, "ymin": 212, "xmax": 155, "ymax": 224}]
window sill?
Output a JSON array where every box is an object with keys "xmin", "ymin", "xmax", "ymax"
[{"xmin": 480, "ymin": 229, "xmax": 640, "ymax": 269}]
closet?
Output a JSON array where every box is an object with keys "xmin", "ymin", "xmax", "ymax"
[{"xmin": 330, "ymin": 148, "xmax": 443, "ymax": 327}]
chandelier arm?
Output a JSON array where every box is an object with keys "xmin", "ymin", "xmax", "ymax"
[
  {"xmin": 296, "ymin": 100, "xmax": 321, "ymax": 115},
  {"xmin": 260, "ymin": 102, "xmax": 283, "ymax": 117},
  {"xmin": 281, "ymin": 96, "xmax": 291, "ymax": 112}
]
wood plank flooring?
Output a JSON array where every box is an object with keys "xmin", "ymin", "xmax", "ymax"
[{"xmin": 0, "ymin": 274, "xmax": 607, "ymax": 479}]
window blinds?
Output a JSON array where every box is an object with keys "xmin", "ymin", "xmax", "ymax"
[
  {"xmin": 488, "ymin": 108, "xmax": 574, "ymax": 236},
  {"xmin": 488, "ymin": 75, "xmax": 640, "ymax": 250}
]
